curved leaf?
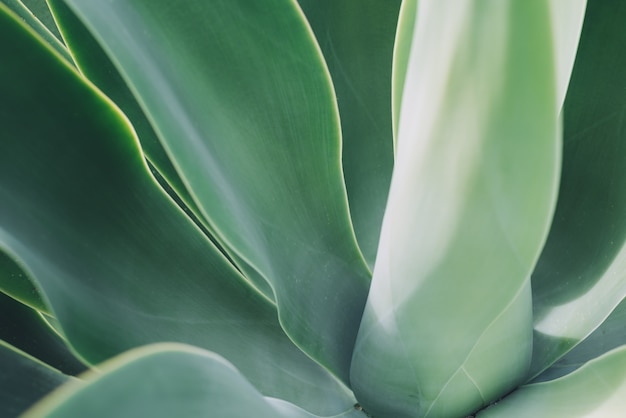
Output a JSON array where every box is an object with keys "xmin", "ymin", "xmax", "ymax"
[
  {"xmin": 25, "ymin": 344, "xmax": 366, "ymax": 418},
  {"xmin": 391, "ymin": 0, "xmax": 418, "ymax": 145},
  {"xmin": 57, "ymin": 0, "xmax": 371, "ymax": 382},
  {"xmin": 0, "ymin": 340, "xmax": 70, "ymax": 418},
  {"xmin": 549, "ymin": 0, "xmax": 587, "ymax": 112},
  {"xmin": 533, "ymin": 296, "xmax": 626, "ymax": 383},
  {"xmin": 350, "ymin": 1, "xmax": 559, "ymax": 417},
  {"xmin": 479, "ymin": 346, "xmax": 626, "ymax": 417},
  {"xmin": 1, "ymin": 0, "xmax": 71, "ymax": 62},
  {"xmin": 0, "ymin": 8, "xmax": 354, "ymax": 414},
  {"xmin": 297, "ymin": 0, "xmax": 401, "ymax": 267},
  {"xmin": 0, "ymin": 248, "xmax": 48, "ymax": 312},
  {"xmin": 530, "ymin": 0, "xmax": 626, "ymax": 378}
]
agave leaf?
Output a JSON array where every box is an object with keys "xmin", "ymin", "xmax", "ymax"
[
  {"xmin": 20, "ymin": 0, "xmax": 61, "ymax": 39},
  {"xmin": 45, "ymin": 0, "xmax": 208, "ymax": 235},
  {"xmin": 529, "ymin": 0, "xmax": 626, "ymax": 378},
  {"xmin": 532, "ymin": 296, "xmax": 626, "ymax": 383},
  {"xmin": 0, "ymin": 8, "xmax": 354, "ymax": 414},
  {"xmin": 0, "ymin": 248, "xmax": 48, "ymax": 312},
  {"xmin": 548, "ymin": 0, "xmax": 587, "ymax": 112},
  {"xmin": 478, "ymin": 345, "xmax": 626, "ymax": 417},
  {"xmin": 0, "ymin": 291, "xmax": 86, "ymax": 375},
  {"xmin": 25, "ymin": 344, "xmax": 366, "ymax": 418},
  {"xmin": 1, "ymin": 0, "xmax": 70, "ymax": 62},
  {"xmin": 391, "ymin": 0, "xmax": 418, "ymax": 146},
  {"xmin": 0, "ymin": 340, "xmax": 71, "ymax": 418},
  {"xmin": 297, "ymin": 0, "xmax": 401, "ymax": 268},
  {"xmin": 350, "ymin": 1, "xmax": 559, "ymax": 417},
  {"xmin": 57, "ymin": 0, "xmax": 371, "ymax": 382}
]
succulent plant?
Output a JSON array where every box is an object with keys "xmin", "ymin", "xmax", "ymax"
[{"xmin": 2, "ymin": 0, "xmax": 626, "ymax": 417}]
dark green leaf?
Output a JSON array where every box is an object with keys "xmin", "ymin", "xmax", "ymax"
[
  {"xmin": 0, "ymin": 8, "xmax": 354, "ymax": 414},
  {"xmin": 297, "ymin": 0, "xmax": 401, "ymax": 267},
  {"xmin": 58, "ymin": 0, "xmax": 371, "ymax": 382}
]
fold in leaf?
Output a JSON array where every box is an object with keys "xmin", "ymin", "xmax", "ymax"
[
  {"xmin": 530, "ymin": 0, "xmax": 626, "ymax": 378},
  {"xmin": 25, "ymin": 344, "xmax": 366, "ymax": 418},
  {"xmin": 0, "ymin": 340, "xmax": 71, "ymax": 418},
  {"xmin": 58, "ymin": 0, "xmax": 371, "ymax": 382},
  {"xmin": 0, "ymin": 7, "xmax": 354, "ymax": 414},
  {"xmin": 351, "ymin": 1, "xmax": 559, "ymax": 417},
  {"xmin": 297, "ymin": 0, "xmax": 401, "ymax": 268},
  {"xmin": 478, "ymin": 345, "xmax": 626, "ymax": 417}
]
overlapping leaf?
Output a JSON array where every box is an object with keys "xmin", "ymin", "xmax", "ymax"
[
  {"xmin": 479, "ymin": 346, "xmax": 626, "ymax": 417},
  {"xmin": 0, "ymin": 341, "xmax": 71, "ymax": 417},
  {"xmin": 350, "ymin": 1, "xmax": 560, "ymax": 417},
  {"xmin": 530, "ymin": 0, "xmax": 626, "ymax": 378},
  {"xmin": 297, "ymin": 0, "xmax": 401, "ymax": 267},
  {"xmin": 0, "ymin": 7, "xmax": 354, "ymax": 414},
  {"xmin": 55, "ymin": 0, "xmax": 371, "ymax": 382},
  {"xmin": 25, "ymin": 344, "xmax": 366, "ymax": 418}
]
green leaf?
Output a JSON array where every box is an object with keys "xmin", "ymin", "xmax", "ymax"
[
  {"xmin": 58, "ymin": 0, "xmax": 371, "ymax": 382},
  {"xmin": 20, "ymin": 0, "xmax": 63, "ymax": 40},
  {"xmin": 350, "ymin": 1, "xmax": 559, "ymax": 417},
  {"xmin": 391, "ymin": 0, "xmax": 418, "ymax": 146},
  {"xmin": 0, "ymin": 7, "xmax": 354, "ymax": 414},
  {"xmin": 532, "ymin": 296, "xmax": 626, "ymax": 383},
  {"xmin": 25, "ymin": 344, "xmax": 366, "ymax": 418},
  {"xmin": 0, "ymin": 291, "xmax": 86, "ymax": 375},
  {"xmin": 0, "ymin": 340, "xmax": 71, "ymax": 418},
  {"xmin": 478, "ymin": 345, "xmax": 626, "ymax": 417},
  {"xmin": 529, "ymin": 0, "xmax": 626, "ymax": 378},
  {"xmin": 548, "ymin": 0, "xmax": 587, "ymax": 111},
  {"xmin": 297, "ymin": 0, "xmax": 401, "ymax": 268},
  {"xmin": 1, "ymin": 0, "xmax": 71, "ymax": 62},
  {"xmin": 0, "ymin": 248, "xmax": 48, "ymax": 312}
]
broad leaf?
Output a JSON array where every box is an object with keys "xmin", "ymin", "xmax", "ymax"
[
  {"xmin": 297, "ymin": 0, "xmax": 401, "ymax": 267},
  {"xmin": 0, "ymin": 341, "xmax": 70, "ymax": 418},
  {"xmin": 479, "ymin": 345, "xmax": 626, "ymax": 417},
  {"xmin": 25, "ymin": 344, "xmax": 366, "ymax": 418},
  {"xmin": 351, "ymin": 1, "xmax": 559, "ymax": 417},
  {"xmin": 0, "ymin": 8, "xmax": 354, "ymax": 414},
  {"xmin": 530, "ymin": 0, "xmax": 626, "ymax": 378},
  {"xmin": 57, "ymin": 0, "xmax": 371, "ymax": 382}
]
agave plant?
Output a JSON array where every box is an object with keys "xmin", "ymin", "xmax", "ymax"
[{"xmin": 2, "ymin": 0, "xmax": 626, "ymax": 416}]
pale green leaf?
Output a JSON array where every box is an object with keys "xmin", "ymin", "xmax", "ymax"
[
  {"xmin": 479, "ymin": 346, "xmax": 626, "ymax": 417},
  {"xmin": 0, "ymin": 248, "xmax": 48, "ymax": 313},
  {"xmin": 0, "ymin": 8, "xmax": 354, "ymax": 414},
  {"xmin": 351, "ymin": 1, "xmax": 559, "ymax": 417},
  {"xmin": 58, "ymin": 0, "xmax": 371, "ymax": 382},
  {"xmin": 391, "ymin": 0, "xmax": 418, "ymax": 146}
]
